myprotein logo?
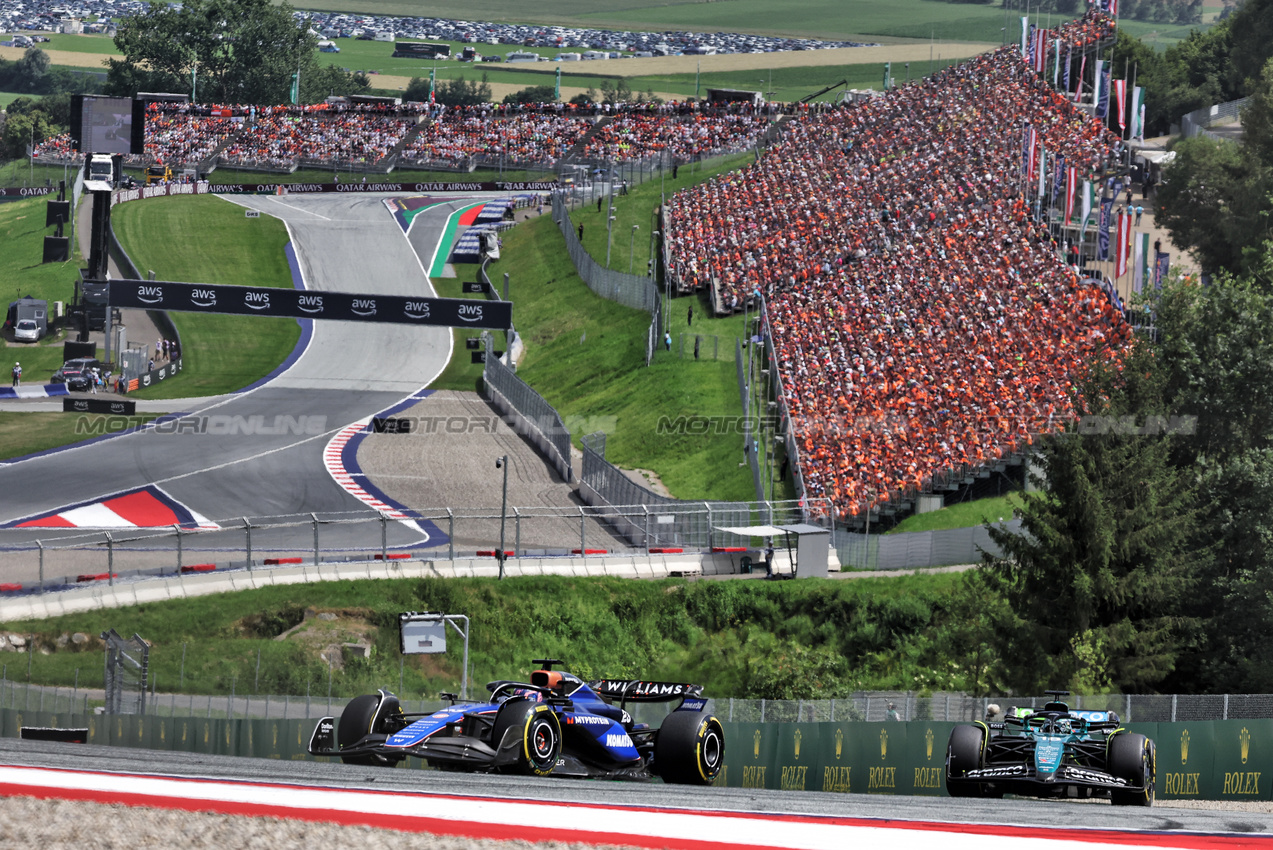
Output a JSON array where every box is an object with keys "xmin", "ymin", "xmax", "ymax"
[
  {"xmin": 566, "ymin": 715, "xmax": 610, "ymax": 727},
  {"xmin": 298, "ymin": 294, "xmax": 324, "ymax": 314},
  {"xmin": 191, "ymin": 288, "xmax": 217, "ymax": 308},
  {"xmin": 457, "ymin": 304, "xmax": 483, "ymax": 323},
  {"xmin": 244, "ymin": 291, "xmax": 270, "ymax": 310},
  {"xmin": 351, "ymin": 298, "xmax": 377, "ymax": 317},
  {"xmin": 404, "ymin": 300, "xmax": 431, "ymax": 319},
  {"xmin": 137, "ymin": 285, "xmax": 164, "ymax": 305}
]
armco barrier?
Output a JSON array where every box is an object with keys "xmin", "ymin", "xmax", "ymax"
[{"xmin": 4, "ymin": 707, "xmax": 1270, "ymax": 797}]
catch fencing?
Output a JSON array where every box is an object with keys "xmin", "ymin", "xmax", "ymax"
[
  {"xmin": 4, "ymin": 672, "xmax": 1273, "ymax": 725},
  {"xmin": 481, "ymin": 340, "xmax": 573, "ymax": 484},
  {"xmin": 832, "ymin": 520, "xmax": 1020, "ymax": 570},
  {"xmin": 1180, "ymin": 96, "xmax": 1250, "ymax": 139}
]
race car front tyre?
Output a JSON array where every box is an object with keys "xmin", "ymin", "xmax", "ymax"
[
  {"xmin": 1109, "ymin": 732, "xmax": 1155, "ymax": 807},
  {"xmin": 946, "ymin": 724, "xmax": 987, "ymax": 798},
  {"xmin": 654, "ymin": 710, "xmax": 725, "ymax": 785},
  {"xmin": 337, "ymin": 693, "xmax": 405, "ymax": 767},
  {"xmin": 493, "ymin": 701, "xmax": 561, "ymax": 776}
]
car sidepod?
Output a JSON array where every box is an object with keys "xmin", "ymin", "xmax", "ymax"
[{"xmin": 561, "ymin": 710, "xmax": 641, "ymax": 767}]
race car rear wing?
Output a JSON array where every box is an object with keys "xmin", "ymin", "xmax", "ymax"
[{"xmin": 588, "ymin": 680, "xmax": 704, "ymax": 702}]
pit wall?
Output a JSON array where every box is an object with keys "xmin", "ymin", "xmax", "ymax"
[{"xmin": 1, "ymin": 709, "xmax": 1266, "ymax": 800}]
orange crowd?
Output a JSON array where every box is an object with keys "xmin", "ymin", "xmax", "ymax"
[{"xmin": 665, "ymin": 12, "xmax": 1128, "ymax": 520}]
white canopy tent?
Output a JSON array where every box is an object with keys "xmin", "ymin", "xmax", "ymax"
[{"xmin": 713, "ymin": 523, "xmax": 831, "ymax": 578}]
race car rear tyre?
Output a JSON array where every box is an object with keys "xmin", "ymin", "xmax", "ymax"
[
  {"xmin": 493, "ymin": 701, "xmax": 561, "ymax": 776},
  {"xmin": 946, "ymin": 724, "xmax": 987, "ymax": 798},
  {"xmin": 1109, "ymin": 733, "xmax": 1155, "ymax": 807},
  {"xmin": 337, "ymin": 693, "xmax": 405, "ymax": 767},
  {"xmin": 654, "ymin": 710, "xmax": 725, "ymax": 785}
]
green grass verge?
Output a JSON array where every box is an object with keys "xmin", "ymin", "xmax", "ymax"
[
  {"xmin": 0, "ymin": 195, "xmax": 82, "ymax": 382},
  {"xmin": 110, "ymin": 195, "xmax": 300, "ymax": 399},
  {"xmin": 2, "ymin": 572, "xmax": 971, "ymax": 699},
  {"xmin": 887, "ymin": 493, "xmax": 1024, "ymax": 534},
  {"xmin": 0, "ymin": 411, "xmax": 158, "ymax": 461}
]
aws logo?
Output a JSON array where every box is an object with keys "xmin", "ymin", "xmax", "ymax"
[
  {"xmin": 244, "ymin": 291, "xmax": 270, "ymax": 310},
  {"xmin": 458, "ymin": 304, "xmax": 483, "ymax": 323},
  {"xmin": 137, "ymin": 285, "xmax": 163, "ymax": 304},
  {"xmin": 352, "ymin": 298, "xmax": 377, "ymax": 317},
  {"xmin": 405, "ymin": 301, "xmax": 431, "ymax": 319},
  {"xmin": 298, "ymin": 294, "xmax": 323, "ymax": 314},
  {"xmin": 191, "ymin": 288, "xmax": 216, "ymax": 308}
]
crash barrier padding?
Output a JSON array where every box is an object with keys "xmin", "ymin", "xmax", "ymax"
[{"xmin": 1, "ymin": 708, "xmax": 1268, "ymax": 795}]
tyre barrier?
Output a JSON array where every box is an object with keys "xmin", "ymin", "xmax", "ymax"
[{"xmin": 373, "ymin": 553, "xmax": 411, "ymax": 560}]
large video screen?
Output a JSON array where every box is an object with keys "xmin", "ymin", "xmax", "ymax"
[{"xmin": 70, "ymin": 95, "xmax": 136, "ymax": 155}]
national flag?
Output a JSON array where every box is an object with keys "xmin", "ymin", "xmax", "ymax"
[
  {"xmin": 1081, "ymin": 179, "xmax": 1096, "ymax": 228},
  {"xmin": 1098, "ymin": 197, "xmax": 1113, "ymax": 261},
  {"xmin": 1097, "ymin": 64, "xmax": 1111, "ymax": 119},
  {"xmin": 1035, "ymin": 31, "xmax": 1047, "ymax": 74},
  {"xmin": 1133, "ymin": 232, "xmax": 1149, "ymax": 293},
  {"xmin": 1064, "ymin": 46, "xmax": 1072, "ymax": 93},
  {"xmin": 1115, "ymin": 213, "xmax": 1131, "ymax": 278},
  {"xmin": 1024, "ymin": 126, "xmax": 1037, "ymax": 183},
  {"xmin": 1021, "ymin": 17, "xmax": 1030, "ymax": 57},
  {"xmin": 429, "ymin": 68, "xmax": 436, "ymax": 103},
  {"xmin": 1076, "ymin": 55, "xmax": 1087, "ymax": 101},
  {"xmin": 1092, "ymin": 60, "xmax": 1104, "ymax": 114},
  {"xmin": 1053, "ymin": 39, "xmax": 1062, "ymax": 87},
  {"xmin": 1037, "ymin": 143, "xmax": 1047, "ymax": 199},
  {"xmin": 1114, "ymin": 79, "xmax": 1128, "ymax": 133},
  {"xmin": 289, "ymin": 72, "xmax": 299, "ymax": 106},
  {"xmin": 1065, "ymin": 166, "xmax": 1078, "ymax": 225},
  {"xmin": 1131, "ymin": 86, "xmax": 1146, "ymax": 139},
  {"xmin": 1053, "ymin": 155, "xmax": 1065, "ymax": 200}
]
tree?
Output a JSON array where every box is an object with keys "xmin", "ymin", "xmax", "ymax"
[
  {"xmin": 434, "ymin": 75, "xmax": 492, "ymax": 107},
  {"xmin": 503, "ymin": 84, "xmax": 556, "ymax": 105},
  {"xmin": 0, "ymin": 109, "xmax": 56, "ymax": 159},
  {"xmin": 106, "ymin": 0, "xmax": 361, "ymax": 104},
  {"xmin": 1154, "ymin": 275, "xmax": 1273, "ymax": 690},
  {"xmin": 14, "ymin": 47, "xmax": 50, "ymax": 90},
  {"xmin": 598, "ymin": 78, "xmax": 633, "ymax": 103},
  {"xmin": 985, "ymin": 343, "xmax": 1200, "ymax": 693}
]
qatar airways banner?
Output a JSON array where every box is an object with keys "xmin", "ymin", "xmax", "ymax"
[
  {"xmin": 212, "ymin": 180, "xmax": 559, "ymax": 195},
  {"xmin": 106, "ymin": 279, "xmax": 513, "ymax": 330},
  {"xmin": 0, "ymin": 185, "xmax": 57, "ymax": 202}
]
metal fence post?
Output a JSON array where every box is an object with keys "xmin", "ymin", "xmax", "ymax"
[
  {"xmin": 243, "ymin": 517, "xmax": 252, "ymax": 570},
  {"xmin": 380, "ymin": 512, "xmax": 387, "ymax": 562},
  {"xmin": 36, "ymin": 539, "xmax": 43, "ymax": 593},
  {"xmin": 174, "ymin": 524, "xmax": 182, "ymax": 575},
  {"xmin": 514, "ymin": 507, "xmax": 521, "ymax": 555},
  {"xmin": 580, "ymin": 506, "xmax": 586, "ymax": 554},
  {"xmin": 1224, "ymin": 693, "xmax": 1230, "ymax": 721},
  {"xmin": 312, "ymin": 513, "xmax": 319, "ymax": 566},
  {"xmin": 448, "ymin": 509, "xmax": 454, "ymax": 561},
  {"xmin": 105, "ymin": 532, "xmax": 113, "ymax": 586},
  {"xmin": 643, "ymin": 505, "xmax": 650, "ymax": 553}
]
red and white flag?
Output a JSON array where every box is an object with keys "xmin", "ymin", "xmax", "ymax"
[
  {"xmin": 1115, "ymin": 212, "xmax": 1132, "ymax": 278},
  {"xmin": 1114, "ymin": 79, "xmax": 1127, "ymax": 133},
  {"xmin": 1065, "ymin": 166, "xmax": 1078, "ymax": 225}
]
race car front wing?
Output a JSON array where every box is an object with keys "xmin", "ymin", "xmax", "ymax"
[{"xmin": 959, "ymin": 762, "xmax": 1144, "ymax": 791}]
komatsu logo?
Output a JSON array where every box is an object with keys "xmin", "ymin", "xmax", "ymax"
[
  {"xmin": 352, "ymin": 298, "xmax": 377, "ymax": 316},
  {"xmin": 192, "ymin": 288, "xmax": 216, "ymax": 307},
  {"xmin": 244, "ymin": 291, "xmax": 270, "ymax": 309},
  {"xmin": 605, "ymin": 733, "xmax": 634, "ymax": 748},
  {"xmin": 298, "ymin": 294, "xmax": 323, "ymax": 313},
  {"xmin": 405, "ymin": 301, "xmax": 431, "ymax": 319},
  {"xmin": 138, "ymin": 286, "xmax": 163, "ymax": 304},
  {"xmin": 457, "ymin": 304, "xmax": 483, "ymax": 323}
]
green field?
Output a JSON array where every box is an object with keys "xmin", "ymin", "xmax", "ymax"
[
  {"xmin": 110, "ymin": 195, "xmax": 301, "ymax": 399},
  {"xmin": 0, "ymin": 411, "xmax": 159, "ymax": 460},
  {"xmin": 887, "ymin": 493, "xmax": 1024, "ymax": 534}
]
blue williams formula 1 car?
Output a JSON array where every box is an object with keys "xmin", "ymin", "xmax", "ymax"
[
  {"xmin": 308, "ymin": 659, "xmax": 724, "ymax": 785},
  {"xmin": 946, "ymin": 691, "xmax": 1155, "ymax": 805}
]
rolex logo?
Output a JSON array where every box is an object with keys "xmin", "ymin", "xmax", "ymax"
[
  {"xmin": 835, "ymin": 728, "xmax": 844, "ymax": 760},
  {"xmin": 1181, "ymin": 729, "xmax": 1189, "ymax": 765},
  {"xmin": 926, "ymin": 728, "xmax": 935, "ymax": 760},
  {"xmin": 880, "ymin": 728, "xmax": 889, "ymax": 760},
  {"xmin": 1241, "ymin": 727, "xmax": 1251, "ymax": 765},
  {"xmin": 754, "ymin": 728, "xmax": 762, "ymax": 758},
  {"xmin": 794, "ymin": 728, "xmax": 803, "ymax": 759}
]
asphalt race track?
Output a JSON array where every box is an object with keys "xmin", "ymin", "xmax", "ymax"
[
  {"xmin": 0, "ymin": 192, "xmax": 532, "ymax": 582},
  {"xmin": 1, "ymin": 738, "xmax": 1270, "ymax": 849}
]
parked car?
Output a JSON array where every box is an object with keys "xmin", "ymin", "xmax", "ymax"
[
  {"xmin": 13, "ymin": 319, "xmax": 41, "ymax": 342},
  {"xmin": 51, "ymin": 358, "xmax": 101, "ymax": 392}
]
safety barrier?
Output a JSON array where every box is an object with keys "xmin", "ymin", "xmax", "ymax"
[{"xmin": 1, "ymin": 707, "xmax": 1264, "ymax": 799}]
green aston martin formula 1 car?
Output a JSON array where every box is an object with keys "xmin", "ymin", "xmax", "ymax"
[{"xmin": 946, "ymin": 690, "xmax": 1156, "ymax": 805}]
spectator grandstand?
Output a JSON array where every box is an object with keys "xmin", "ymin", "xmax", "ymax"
[{"xmin": 664, "ymin": 11, "xmax": 1128, "ymax": 521}]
